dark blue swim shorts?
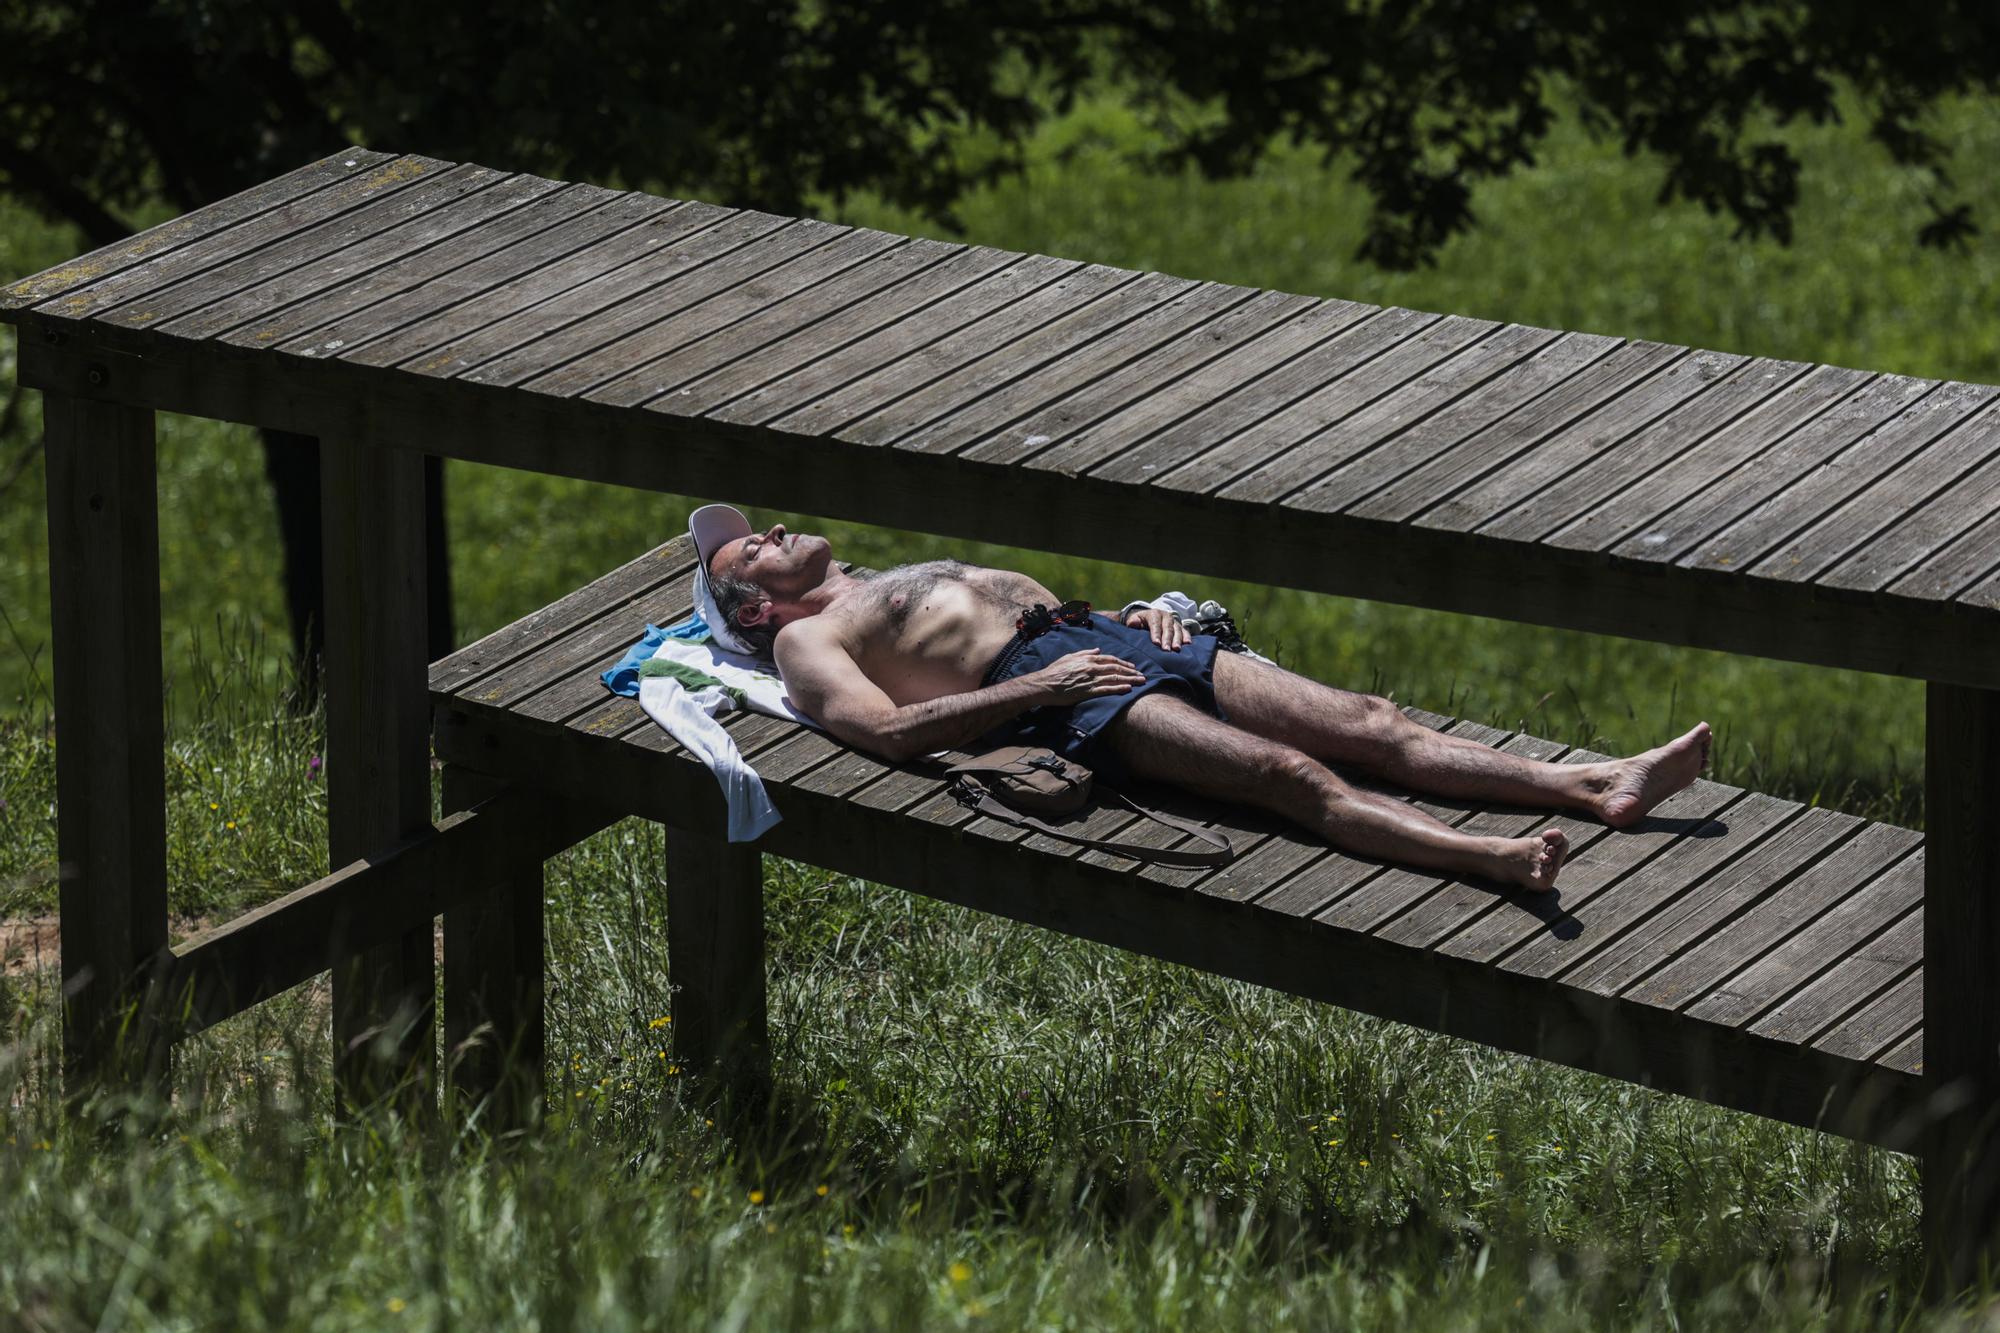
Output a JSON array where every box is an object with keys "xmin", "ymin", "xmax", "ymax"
[{"xmin": 976, "ymin": 612, "xmax": 1227, "ymax": 785}]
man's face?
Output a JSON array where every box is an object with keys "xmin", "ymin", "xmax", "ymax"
[{"xmin": 707, "ymin": 522, "xmax": 834, "ymax": 605}]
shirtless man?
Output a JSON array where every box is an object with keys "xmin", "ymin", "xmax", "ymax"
[{"xmin": 688, "ymin": 505, "xmax": 1711, "ymax": 891}]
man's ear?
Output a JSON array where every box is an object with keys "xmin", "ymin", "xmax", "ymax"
[{"xmin": 735, "ymin": 598, "xmax": 775, "ymax": 628}]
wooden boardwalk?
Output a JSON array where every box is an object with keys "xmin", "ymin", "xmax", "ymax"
[
  {"xmin": 432, "ymin": 536, "xmax": 1926, "ymax": 1144},
  {"xmin": 7, "ymin": 148, "xmax": 1997, "ymax": 690}
]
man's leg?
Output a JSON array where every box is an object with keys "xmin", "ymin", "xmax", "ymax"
[
  {"xmin": 1209, "ymin": 651, "xmax": 1708, "ymax": 828},
  {"xmin": 1105, "ymin": 691, "xmax": 1568, "ymax": 890}
]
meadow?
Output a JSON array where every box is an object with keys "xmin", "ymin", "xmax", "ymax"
[{"xmin": 1, "ymin": 89, "xmax": 1997, "ymax": 1327}]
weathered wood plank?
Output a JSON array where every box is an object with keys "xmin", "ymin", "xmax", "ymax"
[
  {"xmin": 1207, "ymin": 322, "xmax": 1561, "ymax": 505},
  {"xmin": 469, "ymin": 578, "xmax": 703, "ymax": 721},
  {"xmin": 1415, "ymin": 350, "xmax": 1747, "ymax": 535},
  {"xmin": 1678, "ymin": 380, "xmax": 1993, "ymax": 575},
  {"xmin": 842, "ymin": 270, "xmax": 1198, "ymax": 448},
  {"xmin": 650, "ymin": 244, "xmax": 1017, "ymax": 417},
  {"xmin": 1746, "ymin": 914, "xmax": 1923, "ymax": 1070},
  {"xmin": 768, "ymin": 263, "xmax": 1144, "ymax": 438},
  {"xmin": 137, "ymin": 163, "xmax": 515, "ymax": 337},
  {"xmin": 1344, "ymin": 341, "xmax": 1686, "ymax": 524},
  {"xmin": 705, "ymin": 254, "xmax": 1079, "ymax": 427},
  {"xmin": 1287, "ymin": 331, "xmax": 1622, "ymax": 514},
  {"xmin": 162, "ymin": 171, "xmax": 565, "ymax": 341},
  {"xmin": 3, "ymin": 148, "xmax": 392, "ymax": 310},
  {"xmin": 45, "ymin": 156, "xmax": 455, "ymax": 324},
  {"xmin": 1744, "ymin": 398, "xmax": 2000, "ymax": 586},
  {"xmin": 548, "ymin": 236, "xmax": 950, "ymax": 404},
  {"xmin": 272, "ymin": 187, "xmax": 649, "ymax": 357},
  {"xmin": 1451, "ymin": 783, "xmax": 1772, "ymax": 973},
  {"xmin": 467, "ymin": 219, "xmax": 881, "ymax": 392},
  {"xmin": 959, "ymin": 289, "xmax": 1321, "ymax": 468},
  {"xmin": 1025, "ymin": 298, "xmax": 1376, "ymax": 477},
  {"xmin": 1636, "ymin": 825, "xmax": 1920, "ymax": 1016},
  {"xmin": 1476, "ymin": 356, "xmax": 1816, "ymax": 543},
  {"xmin": 1814, "ymin": 411, "xmax": 2000, "ymax": 593},
  {"xmin": 340, "ymin": 202, "xmax": 741, "ymax": 371},
  {"xmin": 391, "ymin": 211, "xmax": 811, "ymax": 381},
  {"xmin": 1595, "ymin": 371, "xmax": 1930, "ymax": 564},
  {"xmin": 896, "ymin": 281, "xmax": 1261, "ymax": 458},
  {"xmin": 223, "ymin": 181, "xmax": 605, "ymax": 351},
  {"xmin": 1088, "ymin": 307, "xmax": 1467, "ymax": 488},
  {"xmin": 1555, "ymin": 806, "xmax": 1865, "ymax": 997},
  {"xmin": 46, "ymin": 393, "xmax": 169, "ymax": 1094},
  {"xmin": 1812, "ymin": 968, "xmax": 1922, "ymax": 1063},
  {"xmin": 1889, "ymin": 504, "xmax": 2000, "ymax": 602}
]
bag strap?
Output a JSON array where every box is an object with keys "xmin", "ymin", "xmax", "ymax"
[{"xmin": 953, "ymin": 779, "xmax": 1234, "ymax": 868}]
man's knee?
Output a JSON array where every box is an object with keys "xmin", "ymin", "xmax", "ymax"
[
  {"xmin": 1348, "ymin": 693, "xmax": 1418, "ymax": 768},
  {"xmin": 1247, "ymin": 739, "xmax": 1337, "ymax": 804}
]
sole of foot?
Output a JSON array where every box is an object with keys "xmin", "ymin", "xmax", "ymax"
[{"xmin": 1599, "ymin": 722, "xmax": 1711, "ymax": 829}]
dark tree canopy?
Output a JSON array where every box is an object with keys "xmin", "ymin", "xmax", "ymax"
[{"xmin": 6, "ymin": 1, "xmax": 1996, "ymax": 269}]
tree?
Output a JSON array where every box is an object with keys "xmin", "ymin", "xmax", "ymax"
[{"xmin": 6, "ymin": 1, "xmax": 1995, "ymax": 685}]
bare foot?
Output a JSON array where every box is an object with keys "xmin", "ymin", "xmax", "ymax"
[
  {"xmin": 1592, "ymin": 722, "xmax": 1712, "ymax": 829},
  {"xmin": 1491, "ymin": 828, "xmax": 1568, "ymax": 892}
]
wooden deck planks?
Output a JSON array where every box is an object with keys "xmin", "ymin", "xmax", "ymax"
[
  {"xmin": 1287, "ymin": 331, "xmax": 1622, "ymax": 515},
  {"xmin": 1421, "ymin": 350, "xmax": 1752, "ymax": 538},
  {"xmin": 840, "ymin": 271, "xmax": 1200, "ymax": 448},
  {"xmin": 1743, "ymin": 397, "xmax": 2000, "ymax": 586},
  {"xmin": 643, "ymin": 243, "xmax": 1020, "ymax": 416},
  {"xmin": 1552, "ymin": 805, "xmax": 1866, "ymax": 996},
  {"xmin": 766, "ymin": 263, "xmax": 1145, "ymax": 439},
  {"xmin": 270, "ymin": 187, "xmax": 646, "ymax": 357},
  {"xmin": 1812, "ymin": 968, "xmax": 1922, "ymax": 1063},
  {"xmin": 702, "ymin": 254, "xmax": 1077, "ymax": 427},
  {"xmin": 1751, "ymin": 909, "xmax": 1922, "ymax": 1047},
  {"xmin": 1600, "ymin": 372, "xmax": 1932, "ymax": 565},
  {"xmin": 338, "ymin": 201, "xmax": 742, "ymax": 372},
  {"xmin": 1084, "ymin": 306, "xmax": 1455, "ymax": 487},
  {"xmin": 90, "ymin": 160, "xmax": 500, "ymax": 331},
  {"xmin": 1208, "ymin": 322, "xmax": 1562, "ymax": 506},
  {"xmin": 213, "ymin": 175, "xmax": 586, "ymax": 349},
  {"xmin": 1341, "ymin": 340, "xmax": 1686, "ymax": 524},
  {"xmin": 153, "ymin": 169, "xmax": 557, "ymax": 340},
  {"xmin": 1625, "ymin": 822, "xmax": 1920, "ymax": 1015},
  {"xmin": 396, "ymin": 212, "xmax": 829, "ymax": 383},
  {"xmin": 4, "ymin": 149, "xmax": 395, "ymax": 312},
  {"xmin": 466, "ymin": 220, "xmax": 893, "ymax": 392},
  {"xmin": 1025, "ymin": 298, "xmax": 1375, "ymax": 478},
  {"xmin": 960, "ymin": 289, "xmax": 1322, "ymax": 468},
  {"xmin": 894, "ymin": 281, "xmax": 1261, "ymax": 458}
]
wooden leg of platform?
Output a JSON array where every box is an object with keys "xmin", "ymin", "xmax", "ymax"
[
  {"xmin": 1923, "ymin": 682, "xmax": 2000, "ymax": 1296},
  {"xmin": 441, "ymin": 765, "xmax": 545, "ymax": 1135},
  {"xmin": 664, "ymin": 830, "xmax": 768, "ymax": 1112},
  {"xmin": 321, "ymin": 438, "xmax": 435, "ymax": 1120},
  {"xmin": 45, "ymin": 393, "xmax": 171, "ymax": 1102}
]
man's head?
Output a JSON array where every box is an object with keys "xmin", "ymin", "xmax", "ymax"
[{"xmin": 688, "ymin": 504, "xmax": 835, "ymax": 657}]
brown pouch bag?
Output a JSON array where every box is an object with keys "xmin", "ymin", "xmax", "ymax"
[{"xmin": 945, "ymin": 746, "xmax": 1233, "ymax": 868}]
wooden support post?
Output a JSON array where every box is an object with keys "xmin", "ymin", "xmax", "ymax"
[
  {"xmin": 321, "ymin": 437, "xmax": 435, "ymax": 1118},
  {"xmin": 45, "ymin": 392, "xmax": 170, "ymax": 1100},
  {"xmin": 1924, "ymin": 682, "xmax": 2000, "ymax": 1295},
  {"xmin": 441, "ymin": 765, "xmax": 545, "ymax": 1135},
  {"xmin": 663, "ymin": 831, "xmax": 768, "ymax": 1112}
]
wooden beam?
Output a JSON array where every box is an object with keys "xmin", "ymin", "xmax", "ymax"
[
  {"xmin": 442, "ymin": 766, "xmax": 549, "ymax": 1136},
  {"xmin": 43, "ymin": 389, "xmax": 169, "ymax": 1099},
  {"xmin": 159, "ymin": 788, "xmax": 610, "ymax": 1038},
  {"xmin": 320, "ymin": 434, "xmax": 435, "ymax": 1117},
  {"xmin": 664, "ymin": 831, "xmax": 768, "ymax": 1114},
  {"xmin": 1923, "ymin": 682, "xmax": 2000, "ymax": 1296}
]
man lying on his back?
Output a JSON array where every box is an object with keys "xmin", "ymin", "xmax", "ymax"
[{"xmin": 688, "ymin": 506, "xmax": 1710, "ymax": 891}]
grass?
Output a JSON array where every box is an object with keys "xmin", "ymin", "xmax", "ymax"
[{"xmin": 3, "ymin": 85, "xmax": 1997, "ymax": 1326}]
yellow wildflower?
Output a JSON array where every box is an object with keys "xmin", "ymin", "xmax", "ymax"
[
  {"xmin": 386, "ymin": 1297, "xmax": 407, "ymax": 1313},
  {"xmin": 749, "ymin": 1190, "xmax": 765, "ymax": 1205},
  {"xmin": 950, "ymin": 1262, "xmax": 973, "ymax": 1284},
  {"xmin": 816, "ymin": 1184, "xmax": 829, "ymax": 1197}
]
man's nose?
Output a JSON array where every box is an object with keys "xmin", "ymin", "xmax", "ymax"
[{"xmin": 766, "ymin": 523, "xmax": 786, "ymax": 542}]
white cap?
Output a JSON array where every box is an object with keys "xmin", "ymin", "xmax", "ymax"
[{"xmin": 687, "ymin": 503, "xmax": 759, "ymax": 655}]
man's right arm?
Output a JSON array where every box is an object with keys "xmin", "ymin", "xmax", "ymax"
[{"xmin": 774, "ymin": 625, "xmax": 1145, "ymax": 763}]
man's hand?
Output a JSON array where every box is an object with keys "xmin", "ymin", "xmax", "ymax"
[
  {"xmin": 1124, "ymin": 607, "xmax": 1190, "ymax": 652},
  {"xmin": 1026, "ymin": 650, "xmax": 1147, "ymax": 704}
]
